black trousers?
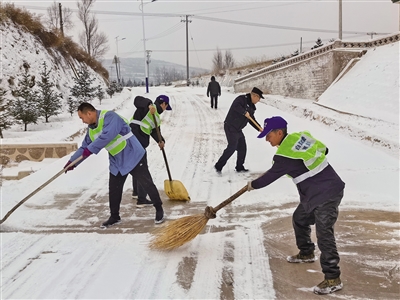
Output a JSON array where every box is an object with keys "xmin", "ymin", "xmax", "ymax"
[
  {"xmin": 132, "ymin": 153, "xmax": 149, "ymax": 202},
  {"xmin": 210, "ymin": 94, "xmax": 219, "ymax": 108},
  {"xmin": 109, "ymin": 154, "xmax": 162, "ymax": 219},
  {"xmin": 292, "ymin": 190, "xmax": 343, "ymax": 279},
  {"xmin": 215, "ymin": 123, "xmax": 247, "ymax": 171}
]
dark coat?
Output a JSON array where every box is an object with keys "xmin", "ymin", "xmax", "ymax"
[
  {"xmin": 224, "ymin": 93, "xmax": 261, "ymax": 131},
  {"xmin": 207, "ymin": 79, "xmax": 221, "ymax": 97},
  {"xmin": 130, "ymin": 96, "xmax": 165, "ymax": 148},
  {"xmin": 252, "ymin": 150, "xmax": 345, "ymax": 213}
]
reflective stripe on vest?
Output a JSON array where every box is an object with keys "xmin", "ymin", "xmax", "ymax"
[
  {"xmin": 89, "ymin": 110, "xmax": 131, "ymax": 156},
  {"xmin": 130, "ymin": 110, "xmax": 161, "ymax": 135},
  {"xmin": 276, "ymin": 131, "xmax": 328, "ymax": 184}
]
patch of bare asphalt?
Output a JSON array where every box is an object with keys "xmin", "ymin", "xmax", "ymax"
[
  {"xmin": 263, "ymin": 209, "xmax": 400, "ymax": 299},
  {"xmin": 2, "ymin": 190, "xmax": 399, "ymax": 299}
]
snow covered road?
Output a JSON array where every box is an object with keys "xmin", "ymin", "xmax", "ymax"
[{"xmin": 1, "ymin": 86, "xmax": 399, "ymax": 299}]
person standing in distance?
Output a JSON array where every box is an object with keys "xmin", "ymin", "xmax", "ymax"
[
  {"xmin": 214, "ymin": 87, "xmax": 263, "ymax": 173},
  {"xmin": 206, "ymin": 75, "xmax": 221, "ymax": 109},
  {"xmin": 247, "ymin": 116, "xmax": 345, "ymax": 295},
  {"xmin": 130, "ymin": 95, "xmax": 171, "ymax": 208},
  {"xmin": 64, "ymin": 102, "xmax": 165, "ymax": 227}
]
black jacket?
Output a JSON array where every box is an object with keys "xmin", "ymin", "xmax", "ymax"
[
  {"xmin": 207, "ymin": 80, "xmax": 221, "ymax": 96},
  {"xmin": 224, "ymin": 93, "xmax": 261, "ymax": 131},
  {"xmin": 130, "ymin": 96, "xmax": 165, "ymax": 148}
]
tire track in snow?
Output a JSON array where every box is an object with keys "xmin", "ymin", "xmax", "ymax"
[
  {"xmin": 184, "ymin": 231, "xmax": 226, "ymax": 299},
  {"xmin": 232, "ymin": 224, "xmax": 275, "ymax": 299},
  {"xmin": 179, "ymin": 93, "xmax": 227, "ymax": 203}
]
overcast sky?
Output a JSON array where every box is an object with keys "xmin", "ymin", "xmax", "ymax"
[{"xmin": 9, "ymin": 0, "xmax": 399, "ymax": 70}]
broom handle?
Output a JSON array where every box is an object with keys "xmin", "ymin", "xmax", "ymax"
[
  {"xmin": 212, "ymin": 185, "xmax": 248, "ymax": 212},
  {"xmin": 0, "ymin": 155, "xmax": 83, "ymax": 225},
  {"xmin": 152, "ymin": 114, "xmax": 173, "ymax": 181},
  {"xmin": 248, "ymin": 115, "xmax": 263, "ymax": 132}
]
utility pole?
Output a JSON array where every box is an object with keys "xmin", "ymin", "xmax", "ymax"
[
  {"xmin": 59, "ymin": 3, "xmax": 64, "ymax": 36},
  {"xmin": 115, "ymin": 36, "xmax": 125, "ymax": 84},
  {"xmin": 339, "ymin": 0, "xmax": 342, "ymax": 40},
  {"xmin": 146, "ymin": 50, "xmax": 152, "ymax": 85},
  {"xmin": 113, "ymin": 55, "xmax": 119, "ymax": 83},
  {"xmin": 300, "ymin": 37, "xmax": 302, "ymax": 53},
  {"xmin": 367, "ymin": 32, "xmax": 377, "ymax": 39},
  {"xmin": 109, "ymin": 66, "xmax": 113, "ymax": 81},
  {"xmin": 181, "ymin": 15, "xmax": 192, "ymax": 86}
]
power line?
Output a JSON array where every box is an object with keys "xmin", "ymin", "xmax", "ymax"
[
  {"xmin": 18, "ymin": 4, "xmax": 390, "ymax": 36},
  {"xmin": 192, "ymin": 15, "xmax": 390, "ymax": 36},
  {"xmin": 147, "ymin": 22, "xmax": 185, "ymax": 40},
  {"xmin": 188, "ymin": 27, "xmax": 202, "ymax": 70},
  {"xmin": 121, "ymin": 33, "xmax": 363, "ymax": 55}
]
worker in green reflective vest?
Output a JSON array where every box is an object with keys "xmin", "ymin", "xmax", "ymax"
[
  {"xmin": 65, "ymin": 102, "xmax": 165, "ymax": 227},
  {"xmin": 130, "ymin": 95, "xmax": 171, "ymax": 208},
  {"xmin": 247, "ymin": 116, "xmax": 345, "ymax": 295}
]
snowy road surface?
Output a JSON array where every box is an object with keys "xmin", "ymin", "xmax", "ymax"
[{"xmin": 1, "ymin": 86, "xmax": 399, "ymax": 299}]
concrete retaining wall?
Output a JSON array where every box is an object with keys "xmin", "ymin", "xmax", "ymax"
[
  {"xmin": 0, "ymin": 142, "xmax": 78, "ymax": 165},
  {"xmin": 235, "ymin": 49, "xmax": 364, "ymax": 100},
  {"xmin": 234, "ymin": 33, "xmax": 400, "ymax": 100}
]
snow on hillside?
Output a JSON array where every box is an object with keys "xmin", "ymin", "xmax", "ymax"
[
  {"xmin": 1, "ymin": 21, "xmax": 107, "ymax": 102},
  {"xmin": 318, "ymin": 42, "xmax": 399, "ymax": 124}
]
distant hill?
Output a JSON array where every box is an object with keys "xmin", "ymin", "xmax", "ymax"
[{"xmin": 102, "ymin": 57, "xmax": 209, "ymax": 84}]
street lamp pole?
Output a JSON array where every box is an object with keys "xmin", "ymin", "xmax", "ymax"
[
  {"xmin": 139, "ymin": 0, "xmax": 156, "ymax": 93},
  {"xmin": 115, "ymin": 36, "xmax": 126, "ymax": 84},
  {"xmin": 338, "ymin": 0, "xmax": 342, "ymax": 40}
]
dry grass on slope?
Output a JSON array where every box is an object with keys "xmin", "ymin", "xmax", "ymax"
[{"xmin": 0, "ymin": 3, "xmax": 108, "ymax": 80}]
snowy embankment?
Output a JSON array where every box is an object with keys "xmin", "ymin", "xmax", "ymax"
[
  {"xmin": 0, "ymin": 21, "xmax": 106, "ymax": 103},
  {"xmin": 265, "ymin": 42, "xmax": 399, "ymax": 158}
]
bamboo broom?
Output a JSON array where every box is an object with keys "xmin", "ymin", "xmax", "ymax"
[{"xmin": 149, "ymin": 185, "xmax": 248, "ymax": 250}]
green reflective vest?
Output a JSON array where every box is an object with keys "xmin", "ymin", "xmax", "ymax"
[
  {"xmin": 89, "ymin": 110, "xmax": 133, "ymax": 156},
  {"xmin": 130, "ymin": 110, "xmax": 161, "ymax": 135},
  {"xmin": 276, "ymin": 131, "xmax": 329, "ymax": 184}
]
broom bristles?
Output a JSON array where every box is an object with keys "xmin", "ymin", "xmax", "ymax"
[{"xmin": 149, "ymin": 214, "xmax": 209, "ymax": 250}]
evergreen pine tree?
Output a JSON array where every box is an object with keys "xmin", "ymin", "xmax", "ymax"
[
  {"xmin": 37, "ymin": 62, "xmax": 63, "ymax": 123},
  {"xmin": 116, "ymin": 84, "xmax": 123, "ymax": 93},
  {"xmin": 67, "ymin": 96, "xmax": 78, "ymax": 116},
  {"xmin": 70, "ymin": 67, "xmax": 97, "ymax": 102},
  {"xmin": 106, "ymin": 80, "xmax": 118, "ymax": 98},
  {"xmin": 96, "ymin": 85, "xmax": 105, "ymax": 104},
  {"xmin": 10, "ymin": 68, "xmax": 39, "ymax": 131},
  {"xmin": 312, "ymin": 38, "xmax": 324, "ymax": 49},
  {"xmin": 0, "ymin": 87, "xmax": 13, "ymax": 138}
]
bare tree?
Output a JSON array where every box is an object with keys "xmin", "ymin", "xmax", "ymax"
[
  {"xmin": 212, "ymin": 48, "xmax": 223, "ymax": 74},
  {"xmin": 77, "ymin": 0, "xmax": 108, "ymax": 59},
  {"xmin": 224, "ymin": 49, "xmax": 235, "ymax": 69},
  {"xmin": 46, "ymin": 1, "xmax": 73, "ymax": 32},
  {"xmin": 91, "ymin": 31, "xmax": 109, "ymax": 60}
]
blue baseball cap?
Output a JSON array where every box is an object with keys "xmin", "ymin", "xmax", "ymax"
[
  {"xmin": 156, "ymin": 95, "xmax": 172, "ymax": 110},
  {"xmin": 257, "ymin": 116, "xmax": 287, "ymax": 138}
]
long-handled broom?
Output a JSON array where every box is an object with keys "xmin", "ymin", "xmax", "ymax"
[
  {"xmin": 149, "ymin": 115, "xmax": 263, "ymax": 250},
  {"xmin": 0, "ymin": 156, "xmax": 83, "ymax": 225},
  {"xmin": 149, "ymin": 185, "xmax": 248, "ymax": 250}
]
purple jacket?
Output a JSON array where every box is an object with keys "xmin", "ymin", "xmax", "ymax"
[{"xmin": 252, "ymin": 154, "xmax": 345, "ymax": 213}]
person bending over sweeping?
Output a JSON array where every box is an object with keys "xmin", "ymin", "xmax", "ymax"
[
  {"xmin": 247, "ymin": 116, "xmax": 345, "ymax": 295},
  {"xmin": 130, "ymin": 95, "xmax": 171, "ymax": 208},
  {"xmin": 64, "ymin": 102, "xmax": 165, "ymax": 227}
]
